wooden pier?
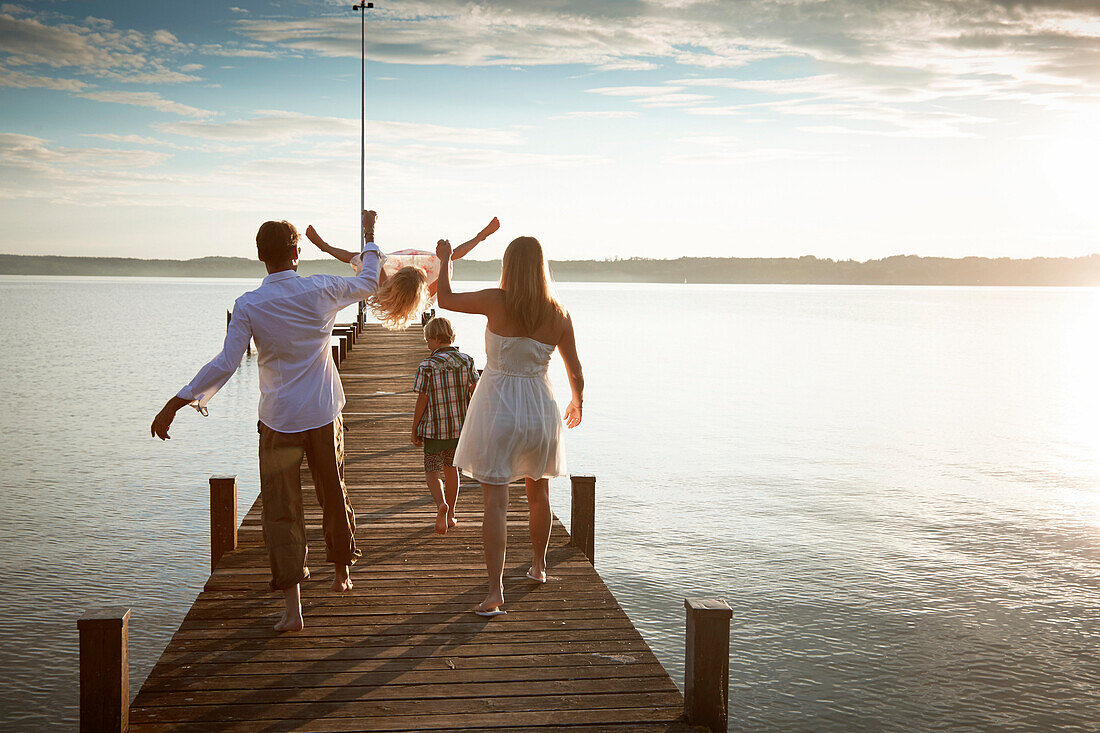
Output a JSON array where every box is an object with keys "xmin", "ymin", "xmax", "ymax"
[{"xmin": 80, "ymin": 319, "xmax": 730, "ymax": 732}]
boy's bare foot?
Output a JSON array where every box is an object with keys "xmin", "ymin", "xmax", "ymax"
[
  {"xmin": 332, "ymin": 564, "xmax": 353, "ymax": 593},
  {"xmin": 435, "ymin": 503, "xmax": 450, "ymax": 535},
  {"xmin": 274, "ymin": 609, "xmax": 304, "ymax": 633}
]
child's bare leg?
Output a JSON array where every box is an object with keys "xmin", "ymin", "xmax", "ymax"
[
  {"xmin": 426, "ymin": 470, "xmax": 450, "ymax": 535},
  {"xmin": 478, "ymin": 483, "xmax": 508, "ymax": 612},
  {"xmin": 443, "ymin": 465, "xmax": 460, "ymax": 526},
  {"xmin": 274, "ymin": 584, "xmax": 304, "ymax": 632},
  {"xmin": 332, "ymin": 563, "xmax": 353, "ymax": 593},
  {"xmin": 525, "ymin": 478, "xmax": 551, "ymax": 581}
]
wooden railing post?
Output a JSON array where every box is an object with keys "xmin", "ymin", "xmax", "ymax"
[
  {"xmin": 684, "ymin": 598, "xmax": 732, "ymax": 732},
  {"xmin": 357, "ymin": 301, "xmax": 366, "ymax": 332},
  {"xmin": 78, "ymin": 607, "xmax": 130, "ymax": 733},
  {"xmin": 332, "ymin": 341, "xmax": 341, "ymax": 368},
  {"xmin": 569, "ymin": 475, "xmax": 595, "ymax": 563},
  {"xmin": 209, "ymin": 475, "xmax": 237, "ymax": 571}
]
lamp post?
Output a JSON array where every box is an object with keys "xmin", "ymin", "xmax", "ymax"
[{"xmin": 352, "ymin": 2, "xmax": 374, "ymax": 245}]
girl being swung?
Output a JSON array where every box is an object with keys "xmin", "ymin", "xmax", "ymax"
[{"xmin": 306, "ymin": 210, "xmax": 500, "ymax": 329}]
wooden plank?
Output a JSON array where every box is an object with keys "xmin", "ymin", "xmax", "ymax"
[{"xmin": 129, "ymin": 323, "xmax": 684, "ymax": 731}]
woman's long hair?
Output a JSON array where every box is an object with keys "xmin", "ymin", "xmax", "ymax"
[{"xmin": 499, "ymin": 236, "xmax": 564, "ymax": 335}]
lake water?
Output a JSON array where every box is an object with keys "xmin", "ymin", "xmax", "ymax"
[{"xmin": 1, "ymin": 276, "xmax": 1098, "ymax": 730}]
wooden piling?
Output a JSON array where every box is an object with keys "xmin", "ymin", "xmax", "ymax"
[
  {"xmin": 684, "ymin": 597, "xmax": 733, "ymax": 732},
  {"xmin": 331, "ymin": 341, "xmax": 341, "ymax": 368},
  {"xmin": 209, "ymin": 475, "xmax": 237, "ymax": 572},
  {"xmin": 78, "ymin": 607, "xmax": 130, "ymax": 733},
  {"xmin": 569, "ymin": 474, "xmax": 596, "ymax": 563}
]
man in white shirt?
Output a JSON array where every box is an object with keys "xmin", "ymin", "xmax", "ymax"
[{"xmin": 151, "ymin": 211, "xmax": 384, "ymax": 632}]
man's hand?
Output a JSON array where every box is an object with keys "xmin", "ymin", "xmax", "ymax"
[
  {"xmin": 305, "ymin": 225, "xmax": 327, "ymax": 251},
  {"xmin": 436, "ymin": 239, "xmax": 452, "ymax": 261},
  {"xmin": 151, "ymin": 408, "xmax": 174, "ymax": 440},
  {"xmin": 410, "ymin": 430, "xmax": 422, "ymax": 447},
  {"xmin": 151, "ymin": 396, "xmax": 190, "ymax": 440}
]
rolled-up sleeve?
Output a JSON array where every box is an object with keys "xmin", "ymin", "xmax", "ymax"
[
  {"xmin": 177, "ymin": 302, "xmax": 252, "ymax": 415},
  {"xmin": 331, "ymin": 241, "xmax": 385, "ymax": 307}
]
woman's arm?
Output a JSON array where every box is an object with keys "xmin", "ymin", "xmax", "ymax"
[
  {"xmin": 451, "ymin": 217, "xmax": 499, "ymax": 261},
  {"xmin": 434, "ymin": 239, "xmax": 502, "ymax": 315},
  {"xmin": 305, "ymin": 225, "xmax": 358, "ymax": 264},
  {"xmin": 557, "ymin": 314, "xmax": 584, "ymax": 428}
]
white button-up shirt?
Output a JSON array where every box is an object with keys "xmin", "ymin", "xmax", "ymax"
[{"xmin": 177, "ymin": 242, "xmax": 384, "ymax": 433}]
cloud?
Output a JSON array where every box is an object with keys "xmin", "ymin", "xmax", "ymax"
[
  {"xmin": 665, "ymin": 134, "xmax": 846, "ymax": 164},
  {"xmin": 76, "ymin": 91, "xmax": 214, "ymax": 118},
  {"xmin": 0, "ymin": 9, "xmax": 201, "ymax": 85},
  {"xmin": 156, "ymin": 110, "xmax": 524, "ymax": 146},
  {"xmin": 0, "ymin": 64, "xmax": 88, "ymax": 90},
  {"xmin": 229, "ymin": 0, "xmax": 1099, "ymax": 135},
  {"xmin": 550, "ymin": 110, "xmax": 640, "ymax": 120},
  {"xmin": 229, "ymin": 7, "xmax": 250, "ymax": 14}
]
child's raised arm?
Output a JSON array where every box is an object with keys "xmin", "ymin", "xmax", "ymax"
[
  {"xmin": 305, "ymin": 225, "xmax": 359, "ymax": 264},
  {"xmin": 451, "ymin": 217, "xmax": 499, "ymax": 261}
]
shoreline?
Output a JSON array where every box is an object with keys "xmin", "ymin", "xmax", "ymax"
[{"xmin": 3, "ymin": 252, "xmax": 1100, "ymax": 286}]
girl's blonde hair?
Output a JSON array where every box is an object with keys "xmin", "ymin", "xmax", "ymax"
[
  {"xmin": 499, "ymin": 236, "xmax": 564, "ymax": 336},
  {"xmin": 368, "ymin": 266, "xmax": 428, "ymax": 330}
]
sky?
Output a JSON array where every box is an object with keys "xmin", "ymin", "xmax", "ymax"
[{"xmin": 0, "ymin": 0, "xmax": 1098, "ymax": 262}]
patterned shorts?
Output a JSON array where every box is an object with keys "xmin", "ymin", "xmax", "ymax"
[{"xmin": 423, "ymin": 446, "xmax": 456, "ymax": 473}]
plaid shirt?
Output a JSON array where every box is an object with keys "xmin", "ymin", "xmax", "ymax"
[{"xmin": 413, "ymin": 346, "xmax": 478, "ymax": 439}]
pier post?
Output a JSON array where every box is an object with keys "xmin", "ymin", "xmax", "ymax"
[
  {"xmin": 569, "ymin": 475, "xmax": 595, "ymax": 563},
  {"xmin": 684, "ymin": 598, "xmax": 732, "ymax": 732},
  {"xmin": 357, "ymin": 301, "xmax": 366, "ymax": 332},
  {"xmin": 209, "ymin": 475, "xmax": 237, "ymax": 572},
  {"xmin": 332, "ymin": 341, "xmax": 341, "ymax": 368},
  {"xmin": 78, "ymin": 607, "xmax": 130, "ymax": 733}
]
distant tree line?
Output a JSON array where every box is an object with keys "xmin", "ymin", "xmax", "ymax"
[{"xmin": 2, "ymin": 253, "xmax": 1100, "ymax": 286}]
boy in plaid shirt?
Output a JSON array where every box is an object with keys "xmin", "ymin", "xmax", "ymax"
[{"xmin": 412, "ymin": 317, "xmax": 479, "ymax": 535}]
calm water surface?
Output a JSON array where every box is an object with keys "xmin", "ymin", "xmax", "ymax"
[{"xmin": 1, "ymin": 276, "xmax": 1098, "ymax": 730}]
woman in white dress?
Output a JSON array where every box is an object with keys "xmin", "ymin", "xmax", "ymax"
[{"xmin": 435, "ymin": 235, "xmax": 584, "ymax": 616}]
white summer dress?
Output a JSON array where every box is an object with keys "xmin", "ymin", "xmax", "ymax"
[{"xmin": 454, "ymin": 329, "xmax": 566, "ymax": 485}]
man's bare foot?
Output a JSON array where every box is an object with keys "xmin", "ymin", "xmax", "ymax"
[
  {"xmin": 435, "ymin": 503, "xmax": 450, "ymax": 535},
  {"xmin": 274, "ymin": 610, "xmax": 304, "ymax": 632},
  {"xmin": 332, "ymin": 564, "xmax": 353, "ymax": 593}
]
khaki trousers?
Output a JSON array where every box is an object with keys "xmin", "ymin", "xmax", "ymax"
[{"xmin": 258, "ymin": 414, "xmax": 361, "ymax": 590}]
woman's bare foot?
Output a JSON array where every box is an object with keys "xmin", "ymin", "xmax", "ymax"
[
  {"xmin": 435, "ymin": 503, "xmax": 450, "ymax": 535},
  {"xmin": 448, "ymin": 513, "xmax": 458, "ymax": 528},
  {"xmin": 274, "ymin": 609, "xmax": 304, "ymax": 632},
  {"xmin": 332, "ymin": 564, "xmax": 353, "ymax": 593},
  {"xmin": 475, "ymin": 586, "xmax": 505, "ymax": 614}
]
